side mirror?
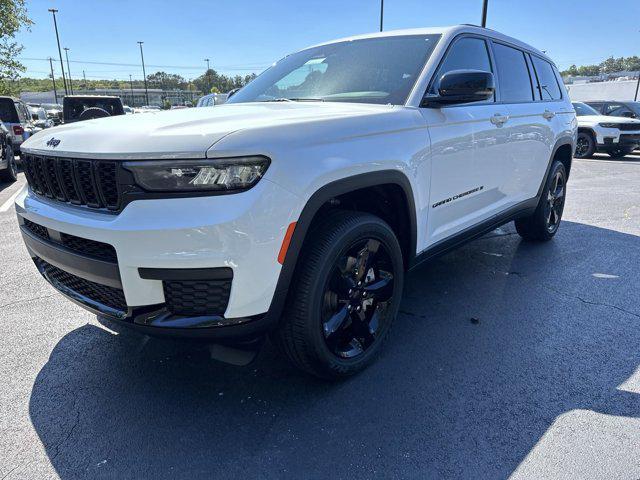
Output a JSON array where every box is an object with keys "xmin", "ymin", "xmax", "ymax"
[
  {"xmin": 422, "ymin": 70, "xmax": 495, "ymax": 107},
  {"xmin": 31, "ymin": 113, "xmax": 39, "ymax": 121}
]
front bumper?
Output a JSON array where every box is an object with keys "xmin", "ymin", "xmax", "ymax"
[
  {"xmin": 595, "ymin": 129, "xmax": 640, "ymax": 148},
  {"xmin": 15, "ymin": 179, "xmax": 300, "ymax": 338}
]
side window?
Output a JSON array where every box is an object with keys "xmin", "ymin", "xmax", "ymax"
[
  {"xmin": 531, "ymin": 56, "xmax": 562, "ymax": 100},
  {"xmin": 429, "ymin": 37, "xmax": 493, "ymax": 102},
  {"xmin": 605, "ymin": 104, "xmax": 635, "ymax": 117},
  {"xmin": 14, "ymin": 102, "xmax": 26, "ymax": 122},
  {"xmin": 492, "ymin": 43, "xmax": 534, "ymax": 103},
  {"xmin": 588, "ymin": 102, "xmax": 604, "ymax": 113}
]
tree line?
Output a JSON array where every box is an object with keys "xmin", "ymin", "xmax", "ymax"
[
  {"xmin": 3, "ymin": 69, "xmax": 258, "ymax": 97},
  {"xmin": 561, "ymin": 56, "xmax": 640, "ymax": 77}
]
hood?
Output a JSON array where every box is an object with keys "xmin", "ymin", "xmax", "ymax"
[
  {"xmin": 21, "ymin": 102, "xmax": 393, "ymax": 159},
  {"xmin": 577, "ymin": 114, "xmax": 640, "ymax": 126}
]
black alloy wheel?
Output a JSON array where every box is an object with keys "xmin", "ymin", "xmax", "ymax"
[
  {"xmin": 321, "ymin": 238, "xmax": 395, "ymax": 359},
  {"xmin": 544, "ymin": 168, "xmax": 565, "ymax": 234},
  {"xmin": 273, "ymin": 211, "xmax": 404, "ymax": 379},
  {"xmin": 574, "ymin": 132, "xmax": 595, "ymax": 159},
  {"xmin": 515, "ymin": 160, "xmax": 567, "ymax": 242}
]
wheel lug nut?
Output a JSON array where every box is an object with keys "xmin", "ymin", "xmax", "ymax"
[{"xmin": 356, "ymin": 305, "xmax": 361, "ymax": 312}]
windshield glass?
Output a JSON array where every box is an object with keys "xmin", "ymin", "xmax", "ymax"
[
  {"xmin": 573, "ymin": 102, "xmax": 599, "ymax": 116},
  {"xmin": 228, "ymin": 34, "xmax": 441, "ymax": 106}
]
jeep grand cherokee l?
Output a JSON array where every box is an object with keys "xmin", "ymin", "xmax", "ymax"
[
  {"xmin": 573, "ymin": 101, "xmax": 640, "ymax": 158},
  {"xmin": 15, "ymin": 25, "xmax": 576, "ymax": 379}
]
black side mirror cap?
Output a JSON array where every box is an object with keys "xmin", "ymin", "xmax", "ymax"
[{"xmin": 422, "ymin": 70, "xmax": 495, "ymax": 107}]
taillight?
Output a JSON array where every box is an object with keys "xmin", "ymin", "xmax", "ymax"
[{"xmin": 12, "ymin": 125, "xmax": 24, "ymax": 136}]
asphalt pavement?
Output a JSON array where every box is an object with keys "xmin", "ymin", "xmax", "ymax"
[{"xmin": 1, "ymin": 153, "xmax": 640, "ymax": 479}]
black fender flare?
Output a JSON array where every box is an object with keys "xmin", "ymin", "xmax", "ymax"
[{"xmin": 265, "ymin": 170, "xmax": 417, "ymax": 323}]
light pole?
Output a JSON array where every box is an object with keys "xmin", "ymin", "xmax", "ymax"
[
  {"xmin": 481, "ymin": 0, "xmax": 488, "ymax": 27},
  {"xmin": 635, "ymin": 31, "xmax": 640, "ymax": 101},
  {"xmin": 138, "ymin": 41, "xmax": 149, "ymax": 105},
  {"xmin": 204, "ymin": 58, "xmax": 210, "ymax": 93},
  {"xmin": 83, "ymin": 70, "xmax": 87, "ymax": 90},
  {"xmin": 63, "ymin": 47, "xmax": 73, "ymax": 94},
  {"xmin": 48, "ymin": 57, "xmax": 58, "ymax": 103},
  {"xmin": 48, "ymin": 8, "xmax": 68, "ymax": 95},
  {"xmin": 129, "ymin": 74, "xmax": 135, "ymax": 107},
  {"xmin": 379, "ymin": 0, "xmax": 384, "ymax": 32}
]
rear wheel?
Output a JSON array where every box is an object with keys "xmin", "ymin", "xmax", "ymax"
[
  {"xmin": 515, "ymin": 160, "xmax": 566, "ymax": 242},
  {"xmin": 606, "ymin": 147, "xmax": 634, "ymax": 159},
  {"xmin": 0, "ymin": 144, "xmax": 17, "ymax": 183},
  {"xmin": 272, "ymin": 211, "xmax": 404, "ymax": 379},
  {"xmin": 574, "ymin": 132, "xmax": 595, "ymax": 159}
]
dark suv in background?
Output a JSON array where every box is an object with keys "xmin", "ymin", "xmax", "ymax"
[
  {"xmin": 63, "ymin": 95, "xmax": 125, "ymax": 123},
  {"xmin": 586, "ymin": 101, "xmax": 640, "ymax": 119}
]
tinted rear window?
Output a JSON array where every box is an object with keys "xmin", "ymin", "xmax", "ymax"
[
  {"xmin": 0, "ymin": 98, "xmax": 19, "ymax": 123},
  {"xmin": 493, "ymin": 43, "xmax": 534, "ymax": 103},
  {"xmin": 531, "ymin": 56, "xmax": 562, "ymax": 100},
  {"xmin": 63, "ymin": 97, "xmax": 124, "ymax": 121}
]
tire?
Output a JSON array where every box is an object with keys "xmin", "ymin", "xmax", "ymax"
[
  {"xmin": 515, "ymin": 160, "xmax": 567, "ymax": 242},
  {"xmin": 574, "ymin": 131, "xmax": 595, "ymax": 159},
  {"xmin": 0, "ymin": 144, "xmax": 17, "ymax": 183},
  {"xmin": 272, "ymin": 210, "xmax": 404, "ymax": 380},
  {"xmin": 606, "ymin": 147, "xmax": 633, "ymax": 159},
  {"xmin": 78, "ymin": 107, "xmax": 110, "ymax": 121}
]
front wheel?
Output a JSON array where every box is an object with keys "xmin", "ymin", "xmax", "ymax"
[
  {"xmin": 515, "ymin": 160, "xmax": 567, "ymax": 242},
  {"xmin": 272, "ymin": 211, "xmax": 404, "ymax": 380},
  {"xmin": 574, "ymin": 132, "xmax": 595, "ymax": 159}
]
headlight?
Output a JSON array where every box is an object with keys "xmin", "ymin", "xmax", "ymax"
[
  {"xmin": 123, "ymin": 156, "xmax": 269, "ymax": 192},
  {"xmin": 599, "ymin": 123, "xmax": 620, "ymax": 129}
]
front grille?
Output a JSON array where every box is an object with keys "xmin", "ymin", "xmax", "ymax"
[
  {"xmin": 60, "ymin": 233, "xmax": 118, "ymax": 262},
  {"xmin": 617, "ymin": 123, "xmax": 640, "ymax": 131},
  {"xmin": 23, "ymin": 218, "xmax": 50, "ymax": 241},
  {"xmin": 22, "ymin": 154, "xmax": 120, "ymax": 211},
  {"xmin": 164, "ymin": 279, "xmax": 231, "ymax": 316},
  {"xmin": 35, "ymin": 257, "xmax": 127, "ymax": 312}
]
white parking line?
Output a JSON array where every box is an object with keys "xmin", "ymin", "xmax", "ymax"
[{"xmin": 0, "ymin": 184, "xmax": 24, "ymax": 213}]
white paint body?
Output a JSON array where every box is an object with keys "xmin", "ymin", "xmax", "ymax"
[{"xmin": 16, "ymin": 25, "xmax": 577, "ymax": 319}]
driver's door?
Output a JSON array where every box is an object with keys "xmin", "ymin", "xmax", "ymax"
[{"xmin": 419, "ymin": 35, "xmax": 505, "ymax": 246}]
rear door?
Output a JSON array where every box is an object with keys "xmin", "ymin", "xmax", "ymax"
[{"xmin": 488, "ymin": 43, "xmax": 553, "ymax": 204}]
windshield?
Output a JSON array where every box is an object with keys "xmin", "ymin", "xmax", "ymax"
[
  {"xmin": 573, "ymin": 102, "xmax": 599, "ymax": 116},
  {"xmin": 228, "ymin": 34, "xmax": 441, "ymax": 106}
]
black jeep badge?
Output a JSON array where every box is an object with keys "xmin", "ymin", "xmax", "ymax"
[{"xmin": 46, "ymin": 137, "xmax": 61, "ymax": 148}]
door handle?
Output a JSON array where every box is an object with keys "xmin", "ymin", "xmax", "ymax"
[
  {"xmin": 490, "ymin": 113, "xmax": 509, "ymax": 126},
  {"xmin": 543, "ymin": 109, "xmax": 555, "ymax": 120}
]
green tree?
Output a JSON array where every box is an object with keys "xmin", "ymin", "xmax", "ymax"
[
  {"xmin": 0, "ymin": 0, "xmax": 33, "ymax": 95},
  {"xmin": 147, "ymin": 71, "xmax": 187, "ymax": 90},
  {"xmin": 600, "ymin": 56, "xmax": 625, "ymax": 74},
  {"xmin": 623, "ymin": 56, "xmax": 640, "ymax": 72}
]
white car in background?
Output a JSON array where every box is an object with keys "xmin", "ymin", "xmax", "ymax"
[
  {"xmin": 572, "ymin": 102, "xmax": 640, "ymax": 158},
  {"xmin": 196, "ymin": 93, "xmax": 228, "ymax": 107}
]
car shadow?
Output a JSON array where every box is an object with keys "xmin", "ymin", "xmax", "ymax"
[{"xmin": 28, "ymin": 220, "xmax": 640, "ymax": 479}]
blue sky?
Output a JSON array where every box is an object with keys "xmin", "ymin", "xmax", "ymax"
[{"xmin": 16, "ymin": 0, "xmax": 640, "ymax": 81}]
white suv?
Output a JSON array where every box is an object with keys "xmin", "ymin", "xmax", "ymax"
[
  {"xmin": 572, "ymin": 102, "xmax": 640, "ymax": 159},
  {"xmin": 15, "ymin": 25, "xmax": 576, "ymax": 379}
]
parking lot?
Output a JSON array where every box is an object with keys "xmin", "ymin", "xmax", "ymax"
[{"xmin": 0, "ymin": 153, "xmax": 639, "ymax": 479}]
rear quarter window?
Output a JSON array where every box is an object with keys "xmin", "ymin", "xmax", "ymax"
[
  {"xmin": 531, "ymin": 56, "xmax": 562, "ymax": 101},
  {"xmin": 0, "ymin": 99, "xmax": 19, "ymax": 123}
]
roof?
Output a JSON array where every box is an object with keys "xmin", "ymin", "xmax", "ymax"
[
  {"xmin": 64, "ymin": 95, "xmax": 121, "ymax": 99},
  {"xmin": 306, "ymin": 24, "xmax": 553, "ymax": 65}
]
